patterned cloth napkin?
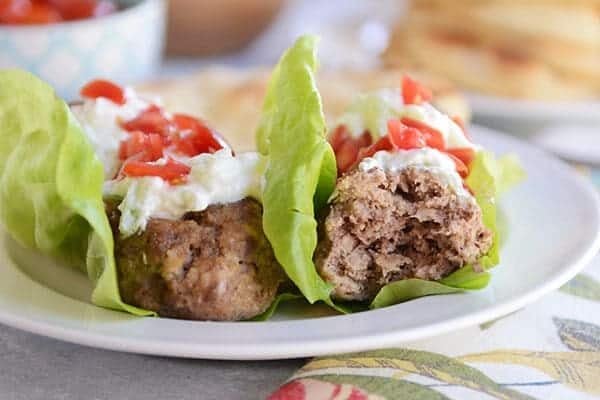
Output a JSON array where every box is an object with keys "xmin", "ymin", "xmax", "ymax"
[{"xmin": 267, "ymin": 167, "xmax": 600, "ymax": 400}]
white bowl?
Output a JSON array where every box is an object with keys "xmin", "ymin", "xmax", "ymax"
[{"xmin": 0, "ymin": 0, "xmax": 166, "ymax": 100}]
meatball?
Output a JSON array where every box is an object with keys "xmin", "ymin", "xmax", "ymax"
[
  {"xmin": 108, "ymin": 198, "xmax": 284, "ymax": 321},
  {"xmin": 315, "ymin": 167, "xmax": 492, "ymax": 302}
]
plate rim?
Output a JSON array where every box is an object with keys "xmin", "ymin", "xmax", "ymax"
[
  {"xmin": 0, "ymin": 125, "xmax": 599, "ymax": 360},
  {"xmin": 467, "ymin": 92, "xmax": 600, "ymax": 121}
]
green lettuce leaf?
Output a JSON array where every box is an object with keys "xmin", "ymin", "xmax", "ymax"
[
  {"xmin": 0, "ymin": 69, "xmax": 151, "ymax": 315},
  {"xmin": 251, "ymin": 293, "xmax": 303, "ymax": 321},
  {"xmin": 370, "ymin": 150, "xmax": 524, "ymax": 308},
  {"xmin": 256, "ymin": 35, "xmax": 337, "ymax": 304},
  {"xmin": 371, "ymin": 280, "xmax": 465, "ymax": 309}
]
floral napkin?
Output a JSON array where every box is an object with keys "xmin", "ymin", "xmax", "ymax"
[{"xmin": 267, "ymin": 167, "xmax": 600, "ymax": 400}]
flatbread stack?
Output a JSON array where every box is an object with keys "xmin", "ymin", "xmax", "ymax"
[
  {"xmin": 138, "ymin": 67, "xmax": 470, "ymax": 151},
  {"xmin": 384, "ymin": 0, "xmax": 600, "ymax": 100}
]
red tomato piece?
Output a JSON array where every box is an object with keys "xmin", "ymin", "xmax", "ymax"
[
  {"xmin": 356, "ymin": 131, "xmax": 373, "ymax": 148},
  {"xmin": 446, "ymin": 147, "xmax": 475, "ymax": 167},
  {"xmin": 329, "ymin": 125, "xmax": 351, "ymax": 152},
  {"xmin": 399, "ymin": 117, "xmax": 445, "ymax": 150},
  {"xmin": 80, "ymin": 79, "xmax": 125, "ymax": 105},
  {"xmin": 0, "ymin": 0, "xmax": 31, "ymax": 24},
  {"xmin": 122, "ymin": 158, "xmax": 191, "ymax": 183},
  {"xmin": 146, "ymin": 133, "xmax": 165, "ymax": 161},
  {"xmin": 356, "ymin": 135, "xmax": 394, "ymax": 161},
  {"xmin": 335, "ymin": 139, "xmax": 360, "ymax": 174},
  {"xmin": 171, "ymin": 113, "xmax": 199, "ymax": 131},
  {"xmin": 171, "ymin": 133, "xmax": 198, "ymax": 157},
  {"xmin": 401, "ymin": 75, "xmax": 433, "ymax": 105},
  {"xmin": 446, "ymin": 153, "xmax": 469, "ymax": 178},
  {"xmin": 172, "ymin": 113, "xmax": 223, "ymax": 156},
  {"xmin": 387, "ymin": 119, "xmax": 426, "ymax": 150},
  {"xmin": 331, "ymin": 130, "xmax": 373, "ymax": 175},
  {"xmin": 118, "ymin": 131, "xmax": 145, "ymax": 160},
  {"xmin": 48, "ymin": 0, "xmax": 93, "ymax": 20},
  {"xmin": 122, "ymin": 105, "xmax": 172, "ymax": 135},
  {"xmin": 118, "ymin": 131, "xmax": 164, "ymax": 162},
  {"xmin": 18, "ymin": 2, "xmax": 61, "ymax": 24}
]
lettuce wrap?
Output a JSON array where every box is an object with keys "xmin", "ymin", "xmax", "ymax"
[
  {"xmin": 257, "ymin": 35, "xmax": 337, "ymax": 306},
  {"xmin": 0, "ymin": 69, "xmax": 152, "ymax": 315},
  {"xmin": 257, "ymin": 35, "xmax": 525, "ymax": 311}
]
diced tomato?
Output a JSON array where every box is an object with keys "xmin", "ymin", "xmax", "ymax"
[
  {"xmin": 1, "ymin": 0, "xmax": 116, "ymax": 23},
  {"xmin": 118, "ymin": 131, "xmax": 144, "ymax": 160},
  {"xmin": 0, "ymin": 0, "xmax": 31, "ymax": 23},
  {"xmin": 356, "ymin": 131, "xmax": 373, "ymax": 148},
  {"xmin": 331, "ymin": 130, "xmax": 373, "ymax": 175},
  {"xmin": 48, "ymin": 0, "xmax": 93, "ymax": 19},
  {"xmin": 48, "ymin": 0, "xmax": 115, "ymax": 20},
  {"xmin": 18, "ymin": 2, "xmax": 61, "ymax": 24},
  {"xmin": 171, "ymin": 133, "xmax": 197, "ymax": 157},
  {"xmin": 80, "ymin": 79, "xmax": 125, "ymax": 105},
  {"xmin": 446, "ymin": 153, "xmax": 469, "ymax": 178},
  {"xmin": 401, "ymin": 75, "xmax": 433, "ymax": 105},
  {"xmin": 329, "ymin": 125, "xmax": 351, "ymax": 152},
  {"xmin": 446, "ymin": 147, "xmax": 475, "ymax": 167},
  {"xmin": 387, "ymin": 119, "xmax": 426, "ymax": 150},
  {"xmin": 356, "ymin": 136, "xmax": 394, "ymax": 161},
  {"xmin": 122, "ymin": 105, "xmax": 172, "ymax": 135},
  {"xmin": 118, "ymin": 131, "xmax": 165, "ymax": 162},
  {"xmin": 122, "ymin": 158, "xmax": 191, "ymax": 183},
  {"xmin": 172, "ymin": 113, "xmax": 201, "ymax": 132},
  {"xmin": 400, "ymin": 117, "xmax": 445, "ymax": 150},
  {"xmin": 336, "ymin": 139, "xmax": 361, "ymax": 174},
  {"xmin": 144, "ymin": 133, "xmax": 165, "ymax": 161},
  {"xmin": 172, "ymin": 113, "xmax": 223, "ymax": 156}
]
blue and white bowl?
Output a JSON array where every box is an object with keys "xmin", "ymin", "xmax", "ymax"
[{"xmin": 0, "ymin": 0, "xmax": 166, "ymax": 100}]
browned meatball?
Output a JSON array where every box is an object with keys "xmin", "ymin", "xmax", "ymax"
[
  {"xmin": 108, "ymin": 198, "xmax": 284, "ymax": 321},
  {"xmin": 315, "ymin": 167, "xmax": 492, "ymax": 302}
]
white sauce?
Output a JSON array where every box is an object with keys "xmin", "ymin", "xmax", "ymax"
[
  {"xmin": 337, "ymin": 88, "xmax": 475, "ymax": 150},
  {"xmin": 71, "ymin": 88, "xmax": 151, "ymax": 179},
  {"xmin": 104, "ymin": 149, "xmax": 266, "ymax": 237},
  {"xmin": 358, "ymin": 148, "xmax": 472, "ymax": 199}
]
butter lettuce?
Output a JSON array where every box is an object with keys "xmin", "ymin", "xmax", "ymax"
[
  {"xmin": 0, "ymin": 69, "xmax": 151, "ymax": 315},
  {"xmin": 257, "ymin": 36, "xmax": 524, "ymax": 312},
  {"xmin": 370, "ymin": 151, "xmax": 524, "ymax": 309},
  {"xmin": 257, "ymin": 35, "xmax": 337, "ymax": 304}
]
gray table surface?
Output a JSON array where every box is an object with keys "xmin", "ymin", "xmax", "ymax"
[{"xmin": 0, "ymin": 324, "xmax": 303, "ymax": 400}]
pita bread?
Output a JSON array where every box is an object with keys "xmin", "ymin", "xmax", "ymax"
[
  {"xmin": 137, "ymin": 68, "xmax": 470, "ymax": 152},
  {"xmin": 385, "ymin": 1, "xmax": 600, "ymax": 100}
]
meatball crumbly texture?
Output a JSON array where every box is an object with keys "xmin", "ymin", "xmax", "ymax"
[
  {"xmin": 108, "ymin": 198, "xmax": 284, "ymax": 321},
  {"xmin": 315, "ymin": 167, "xmax": 493, "ymax": 302}
]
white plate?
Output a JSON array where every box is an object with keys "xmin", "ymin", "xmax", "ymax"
[
  {"xmin": 0, "ymin": 126, "xmax": 599, "ymax": 360},
  {"xmin": 468, "ymin": 93, "xmax": 600, "ymax": 123}
]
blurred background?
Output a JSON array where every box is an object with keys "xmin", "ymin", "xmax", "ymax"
[{"xmin": 0, "ymin": 0, "xmax": 598, "ymax": 161}]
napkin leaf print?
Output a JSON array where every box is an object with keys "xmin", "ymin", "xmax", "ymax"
[
  {"xmin": 559, "ymin": 274, "xmax": 600, "ymax": 302},
  {"xmin": 460, "ymin": 350, "xmax": 600, "ymax": 395},
  {"xmin": 460, "ymin": 318, "xmax": 600, "ymax": 395},
  {"xmin": 554, "ymin": 317, "xmax": 600, "ymax": 352},
  {"xmin": 298, "ymin": 349, "xmax": 535, "ymax": 400}
]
